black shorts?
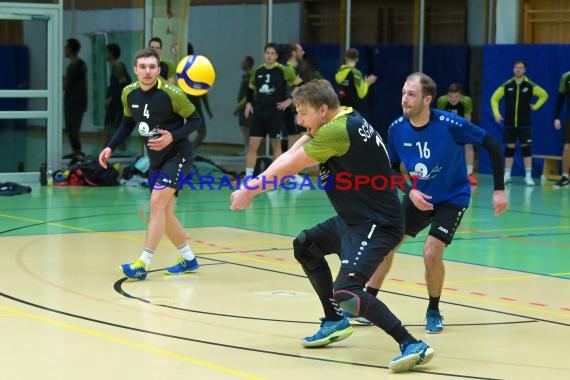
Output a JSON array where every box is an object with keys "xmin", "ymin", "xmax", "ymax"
[
  {"xmin": 503, "ymin": 126, "xmax": 532, "ymax": 145},
  {"xmin": 283, "ymin": 108, "xmax": 302, "ymax": 136},
  {"xmin": 250, "ymin": 112, "xmax": 284, "ymax": 139},
  {"xmin": 403, "ymin": 197, "xmax": 466, "ymax": 246},
  {"xmin": 303, "ymin": 215, "xmax": 404, "ymax": 280},
  {"xmin": 148, "ymin": 152, "xmax": 194, "ymax": 194},
  {"xmin": 564, "ymin": 118, "xmax": 570, "ymax": 144}
]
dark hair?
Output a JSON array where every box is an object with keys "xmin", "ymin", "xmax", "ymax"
[
  {"xmin": 345, "ymin": 48, "xmax": 359, "ymax": 61},
  {"xmin": 264, "ymin": 42, "xmax": 279, "ymax": 55},
  {"xmin": 286, "ymin": 42, "xmax": 299, "ymax": 58},
  {"xmin": 106, "ymin": 43, "xmax": 121, "ymax": 59},
  {"xmin": 244, "ymin": 55, "xmax": 254, "ymax": 68},
  {"xmin": 148, "ymin": 37, "xmax": 162, "ymax": 48},
  {"xmin": 407, "ymin": 72, "xmax": 437, "ymax": 101},
  {"xmin": 514, "ymin": 59, "xmax": 526, "ymax": 68},
  {"xmin": 66, "ymin": 38, "xmax": 81, "ymax": 54},
  {"xmin": 292, "ymin": 79, "xmax": 340, "ymax": 110},
  {"xmin": 187, "ymin": 42, "xmax": 194, "ymax": 55},
  {"xmin": 134, "ymin": 48, "xmax": 160, "ymax": 65},
  {"xmin": 447, "ymin": 83, "xmax": 462, "ymax": 94}
]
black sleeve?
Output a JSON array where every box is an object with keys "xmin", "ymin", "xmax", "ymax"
[
  {"xmin": 391, "ymin": 161, "xmax": 413, "ymax": 195},
  {"xmin": 107, "ymin": 116, "xmax": 135, "ymax": 150},
  {"xmin": 171, "ymin": 112, "xmax": 202, "ymax": 141},
  {"xmin": 246, "ymin": 87, "xmax": 254, "ymax": 103},
  {"xmin": 555, "ymin": 93, "xmax": 565, "ymax": 119},
  {"xmin": 481, "ymin": 133, "xmax": 505, "ymax": 191}
]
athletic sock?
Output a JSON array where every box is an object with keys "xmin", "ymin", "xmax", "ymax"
[
  {"xmin": 366, "ymin": 286, "xmax": 379, "ymax": 298},
  {"xmin": 525, "ymin": 168, "xmax": 532, "ymax": 179},
  {"xmin": 139, "ymin": 247, "xmax": 153, "ymax": 267},
  {"xmin": 467, "ymin": 164, "xmax": 473, "ymax": 175},
  {"xmin": 245, "ymin": 167, "xmax": 254, "ymax": 177},
  {"xmin": 428, "ymin": 296, "xmax": 440, "ymax": 311},
  {"xmin": 177, "ymin": 242, "xmax": 195, "ymax": 261}
]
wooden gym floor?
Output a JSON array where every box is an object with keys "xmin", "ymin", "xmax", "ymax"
[{"xmin": 0, "ymin": 175, "xmax": 568, "ymax": 379}]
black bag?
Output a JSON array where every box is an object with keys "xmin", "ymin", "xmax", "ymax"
[
  {"xmin": 68, "ymin": 157, "xmax": 120, "ymax": 186},
  {"xmin": 0, "ymin": 182, "xmax": 32, "ymax": 196}
]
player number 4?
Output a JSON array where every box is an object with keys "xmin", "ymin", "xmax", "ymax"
[
  {"xmin": 416, "ymin": 141, "xmax": 430, "ymax": 158},
  {"xmin": 143, "ymin": 104, "xmax": 150, "ymax": 118}
]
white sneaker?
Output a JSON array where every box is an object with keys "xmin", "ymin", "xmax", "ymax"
[
  {"xmin": 504, "ymin": 174, "xmax": 512, "ymax": 184},
  {"xmin": 525, "ymin": 177, "xmax": 535, "ymax": 186}
]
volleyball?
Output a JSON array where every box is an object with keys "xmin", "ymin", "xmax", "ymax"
[{"xmin": 176, "ymin": 54, "xmax": 216, "ymax": 96}]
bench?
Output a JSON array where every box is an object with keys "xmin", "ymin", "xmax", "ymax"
[{"xmin": 534, "ymin": 154, "xmax": 562, "ymax": 181}]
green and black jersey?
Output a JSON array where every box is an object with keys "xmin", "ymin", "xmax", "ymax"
[
  {"xmin": 335, "ymin": 65, "xmax": 370, "ymax": 110},
  {"xmin": 436, "ymin": 95, "xmax": 473, "ymax": 118},
  {"xmin": 555, "ymin": 71, "xmax": 570, "ymax": 120},
  {"xmin": 109, "ymin": 78, "xmax": 198, "ymax": 167},
  {"xmin": 303, "ymin": 107, "xmax": 402, "ymax": 225},
  {"xmin": 491, "ymin": 76, "xmax": 548, "ymax": 127},
  {"xmin": 249, "ymin": 63, "xmax": 298, "ymax": 116}
]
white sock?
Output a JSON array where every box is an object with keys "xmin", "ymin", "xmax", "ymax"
[
  {"xmin": 139, "ymin": 248, "xmax": 153, "ymax": 267},
  {"xmin": 466, "ymin": 165, "xmax": 473, "ymax": 175},
  {"xmin": 245, "ymin": 167, "xmax": 254, "ymax": 177},
  {"xmin": 177, "ymin": 243, "xmax": 195, "ymax": 261},
  {"xmin": 525, "ymin": 168, "xmax": 532, "ymax": 179},
  {"xmin": 563, "ymin": 173, "xmax": 569, "ymax": 179},
  {"xmin": 504, "ymin": 168, "xmax": 511, "ymax": 177}
]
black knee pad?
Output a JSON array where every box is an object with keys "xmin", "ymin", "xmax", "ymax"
[
  {"xmin": 521, "ymin": 145, "xmax": 532, "ymax": 157},
  {"xmin": 293, "ymin": 231, "xmax": 326, "ymax": 271},
  {"xmin": 505, "ymin": 146, "xmax": 515, "ymax": 158},
  {"xmin": 332, "ymin": 272, "xmax": 368, "ymax": 315}
]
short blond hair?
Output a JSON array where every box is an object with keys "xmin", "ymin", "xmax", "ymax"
[{"xmin": 292, "ymin": 79, "xmax": 340, "ymax": 109}]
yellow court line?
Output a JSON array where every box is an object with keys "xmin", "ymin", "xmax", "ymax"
[
  {"xmin": 0, "ymin": 312, "xmax": 18, "ymax": 317},
  {"xmin": 0, "ymin": 304, "xmax": 266, "ymax": 380},
  {"xmin": 386, "ymin": 281, "xmax": 570, "ymax": 318}
]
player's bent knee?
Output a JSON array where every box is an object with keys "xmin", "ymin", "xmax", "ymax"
[
  {"xmin": 293, "ymin": 231, "xmax": 327, "ymax": 271},
  {"xmin": 333, "ymin": 273, "xmax": 367, "ymax": 315}
]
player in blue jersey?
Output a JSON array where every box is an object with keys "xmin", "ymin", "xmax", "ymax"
[
  {"xmin": 231, "ymin": 79, "xmax": 434, "ymax": 373},
  {"xmin": 360, "ymin": 73, "xmax": 508, "ymax": 333}
]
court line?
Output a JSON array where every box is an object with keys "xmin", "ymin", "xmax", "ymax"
[
  {"xmin": 113, "ymin": 255, "xmax": 569, "ymax": 326},
  {"xmin": 0, "ymin": 292, "xmax": 501, "ymax": 380},
  {"xmin": 0, "ymin": 303, "xmax": 266, "ymax": 380}
]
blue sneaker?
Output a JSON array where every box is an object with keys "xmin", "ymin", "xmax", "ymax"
[
  {"xmin": 302, "ymin": 317, "xmax": 354, "ymax": 348},
  {"xmin": 426, "ymin": 309, "xmax": 444, "ymax": 334},
  {"xmin": 389, "ymin": 341, "xmax": 435, "ymax": 373},
  {"xmin": 119, "ymin": 259, "xmax": 148, "ymax": 280},
  {"xmin": 165, "ymin": 257, "xmax": 199, "ymax": 275},
  {"xmin": 342, "ymin": 310, "xmax": 374, "ymax": 326}
]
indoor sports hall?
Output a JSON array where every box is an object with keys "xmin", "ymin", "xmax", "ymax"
[{"xmin": 1, "ymin": 1, "xmax": 569, "ymax": 379}]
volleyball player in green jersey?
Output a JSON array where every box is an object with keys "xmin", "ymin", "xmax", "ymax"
[
  {"xmin": 99, "ymin": 48, "xmax": 202, "ymax": 280},
  {"xmin": 553, "ymin": 71, "xmax": 570, "ymax": 189},
  {"xmin": 491, "ymin": 60, "xmax": 548, "ymax": 186},
  {"xmin": 232, "ymin": 79, "xmax": 434, "ymax": 373},
  {"xmin": 335, "ymin": 48, "xmax": 377, "ymax": 113},
  {"xmin": 243, "ymin": 42, "xmax": 302, "ymax": 177},
  {"xmin": 436, "ymin": 83, "xmax": 477, "ymax": 185}
]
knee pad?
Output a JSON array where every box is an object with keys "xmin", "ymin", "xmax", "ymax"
[
  {"xmin": 333, "ymin": 272, "xmax": 368, "ymax": 315},
  {"xmin": 505, "ymin": 146, "xmax": 515, "ymax": 158},
  {"xmin": 521, "ymin": 145, "xmax": 532, "ymax": 157},
  {"xmin": 293, "ymin": 231, "xmax": 326, "ymax": 271}
]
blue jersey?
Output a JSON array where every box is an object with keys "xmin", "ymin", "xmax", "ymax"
[{"xmin": 388, "ymin": 109, "xmax": 486, "ymax": 207}]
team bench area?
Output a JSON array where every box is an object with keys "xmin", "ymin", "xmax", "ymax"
[{"xmin": 535, "ymin": 155, "xmax": 562, "ymax": 181}]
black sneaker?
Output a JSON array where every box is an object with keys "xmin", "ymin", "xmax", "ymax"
[{"xmin": 553, "ymin": 176, "xmax": 569, "ymax": 189}]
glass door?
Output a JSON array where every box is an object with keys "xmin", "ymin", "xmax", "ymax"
[{"xmin": 0, "ymin": 3, "xmax": 62, "ymax": 183}]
